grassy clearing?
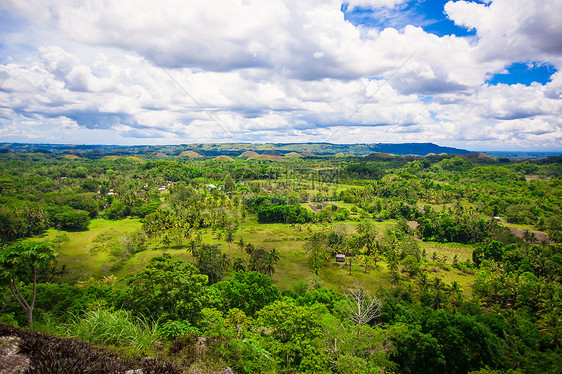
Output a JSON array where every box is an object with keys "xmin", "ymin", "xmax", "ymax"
[
  {"xmin": 501, "ymin": 221, "xmax": 546, "ymax": 233},
  {"xmin": 46, "ymin": 216, "xmax": 476, "ymax": 296},
  {"xmin": 39, "ymin": 218, "xmax": 142, "ymax": 280},
  {"xmin": 419, "ymin": 241, "xmax": 474, "ymax": 263}
]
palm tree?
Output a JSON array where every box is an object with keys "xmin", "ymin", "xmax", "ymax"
[
  {"xmin": 432, "ymin": 277, "xmax": 444, "ymax": 292},
  {"xmin": 245, "ymin": 243, "xmax": 255, "ymax": 267},
  {"xmin": 390, "ymin": 272, "xmax": 401, "ymax": 288},
  {"xmin": 416, "ymin": 271, "xmax": 429, "ymax": 293},
  {"xmin": 431, "ymin": 289, "xmax": 445, "ymax": 309},
  {"xmin": 447, "ymin": 281, "xmax": 463, "ymax": 310},
  {"xmin": 232, "ymin": 258, "xmax": 246, "ymax": 272},
  {"xmin": 220, "ymin": 253, "xmax": 231, "ymax": 273},
  {"xmin": 263, "ymin": 252, "xmax": 278, "ymax": 278},
  {"xmin": 237, "ymin": 238, "xmax": 245, "ymax": 253},
  {"xmin": 225, "ymin": 229, "xmax": 235, "ymax": 257},
  {"xmin": 161, "ymin": 233, "xmax": 172, "ymax": 247},
  {"xmin": 363, "ymin": 231, "xmax": 377, "ymax": 257},
  {"xmin": 388, "ymin": 257, "xmax": 399, "ymax": 279},
  {"xmin": 537, "ymin": 310, "xmax": 561, "ymax": 348},
  {"xmin": 187, "ymin": 239, "xmax": 199, "ymax": 257},
  {"xmin": 183, "ymin": 227, "xmax": 192, "ymax": 241},
  {"xmin": 269, "ymin": 248, "xmax": 280, "ymax": 264}
]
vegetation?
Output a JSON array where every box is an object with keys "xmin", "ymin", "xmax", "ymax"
[{"xmin": 0, "ymin": 147, "xmax": 561, "ymax": 373}]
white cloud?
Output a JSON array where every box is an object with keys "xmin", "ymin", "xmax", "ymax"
[
  {"xmin": 445, "ymin": 0, "xmax": 562, "ymax": 64},
  {"xmin": 344, "ymin": 0, "xmax": 408, "ymax": 10},
  {"xmin": 39, "ymin": 46, "xmax": 115, "ymax": 92},
  {"xmin": 0, "ymin": 0, "xmax": 561, "ymax": 150}
]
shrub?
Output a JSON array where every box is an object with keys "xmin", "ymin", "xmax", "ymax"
[{"xmin": 160, "ymin": 320, "xmax": 200, "ymax": 340}]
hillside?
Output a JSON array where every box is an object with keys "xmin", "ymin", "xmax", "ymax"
[{"xmin": 0, "ymin": 142, "xmax": 470, "ymax": 157}]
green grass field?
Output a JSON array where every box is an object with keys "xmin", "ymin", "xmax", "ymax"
[
  {"xmin": 38, "ymin": 218, "xmax": 143, "ymax": 280},
  {"xmin": 41, "ymin": 215, "xmax": 476, "ymax": 296}
]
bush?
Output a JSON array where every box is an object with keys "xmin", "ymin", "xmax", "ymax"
[
  {"xmin": 257, "ymin": 204, "xmax": 312, "ymax": 224},
  {"xmin": 51, "ymin": 206, "xmax": 90, "ymax": 231},
  {"xmin": 160, "ymin": 320, "xmax": 200, "ymax": 340},
  {"xmin": 212, "ymin": 271, "xmax": 280, "ymax": 316}
]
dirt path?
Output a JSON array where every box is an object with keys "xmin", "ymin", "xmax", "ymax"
[{"xmin": 507, "ymin": 227, "xmax": 551, "ymax": 243}]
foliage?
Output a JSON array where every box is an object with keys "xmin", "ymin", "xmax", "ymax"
[
  {"xmin": 212, "ymin": 271, "xmax": 280, "ymax": 316},
  {"xmin": 255, "ymin": 300, "xmax": 328, "ymax": 372},
  {"xmin": 159, "ymin": 320, "xmax": 200, "ymax": 340},
  {"xmin": 193, "ymin": 243, "xmax": 230, "ymax": 284},
  {"xmin": 0, "ymin": 240, "xmax": 58, "ymax": 330},
  {"xmin": 124, "ymin": 254, "xmax": 208, "ymax": 323},
  {"xmin": 50, "ymin": 206, "xmax": 90, "ymax": 231},
  {"xmin": 257, "ymin": 204, "xmax": 312, "ymax": 224},
  {"xmin": 61, "ymin": 306, "xmax": 161, "ymax": 351},
  {"xmin": 1, "ymin": 150, "xmax": 561, "ymax": 373}
]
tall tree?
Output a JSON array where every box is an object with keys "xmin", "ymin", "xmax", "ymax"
[
  {"xmin": 0, "ymin": 240, "xmax": 58, "ymax": 330},
  {"xmin": 305, "ymin": 232, "xmax": 327, "ymax": 276},
  {"xmin": 342, "ymin": 286, "xmax": 382, "ymax": 326},
  {"xmin": 225, "ymin": 226, "xmax": 235, "ymax": 257},
  {"xmin": 125, "ymin": 254, "xmax": 207, "ymax": 322},
  {"xmin": 263, "ymin": 250, "xmax": 280, "ymax": 278},
  {"xmin": 194, "ymin": 244, "xmax": 229, "ymax": 284}
]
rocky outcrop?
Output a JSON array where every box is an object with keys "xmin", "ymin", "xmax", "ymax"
[{"xmin": 0, "ymin": 336, "xmax": 30, "ymax": 374}]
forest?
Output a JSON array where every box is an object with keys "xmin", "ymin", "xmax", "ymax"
[{"xmin": 0, "ymin": 148, "xmax": 561, "ymax": 373}]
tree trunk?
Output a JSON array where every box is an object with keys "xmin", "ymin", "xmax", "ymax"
[
  {"xmin": 9, "ymin": 272, "xmax": 35, "ymax": 331},
  {"xmin": 29, "ymin": 268, "xmax": 37, "ymax": 330},
  {"xmin": 27, "ymin": 309, "xmax": 33, "ymax": 331}
]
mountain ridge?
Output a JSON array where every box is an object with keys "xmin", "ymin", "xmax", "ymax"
[{"xmin": 0, "ymin": 142, "xmax": 470, "ymax": 156}]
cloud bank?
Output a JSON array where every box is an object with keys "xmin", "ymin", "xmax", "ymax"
[{"xmin": 0, "ymin": 0, "xmax": 561, "ymax": 150}]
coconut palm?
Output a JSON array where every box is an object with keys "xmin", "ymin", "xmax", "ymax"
[
  {"xmin": 416, "ymin": 271, "xmax": 429, "ymax": 293},
  {"xmin": 225, "ymin": 228, "xmax": 235, "ymax": 257},
  {"xmin": 232, "ymin": 258, "xmax": 246, "ymax": 272},
  {"xmin": 187, "ymin": 239, "xmax": 199, "ymax": 257}
]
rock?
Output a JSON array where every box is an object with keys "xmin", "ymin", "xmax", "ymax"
[
  {"xmin": 216, "ymin": 367, "xmax": 234, "ymax": 374},
  {"xmin": 0, "ymin": 336, "xmax": 31, "ymax": 374}
]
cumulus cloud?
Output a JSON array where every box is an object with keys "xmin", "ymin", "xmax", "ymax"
[
  {"xmin": 344, "ymin": 0, "xmax": 408, "ymax": 10},
  {"xmin": 1, "ymin": 0, "xmax": 431, "ymax": 80},
  {"xmin": 0, "ymin": 0, "xmax": 561, "ymax": 149},
  {"xmin": 39, "ymin": 46, "xmax": 115, "ymax": 92},
  {"xmin": 445, "ymin": 0, "xmax": 562, "ymax": 63}
]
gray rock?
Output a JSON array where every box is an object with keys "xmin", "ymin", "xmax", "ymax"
[
  {"xmin": 216, "ymin": 367, "xmax": 234, "ymax": 374},
  {"xmin": 124, "ymin": 370, "xmax": 143, "ymax": 374},
  {"xmin": 0, "ymin": 336, "xmax": 31, "ymax": 374}
]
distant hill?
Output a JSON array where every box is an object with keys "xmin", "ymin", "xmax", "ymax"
[
  {"xmin": 0, "ymin": 142, "xmax": 471, "ymax": 157},
  {"xmin": 180, "ymin": 142, "xmax": 471, "ymax": 156}
]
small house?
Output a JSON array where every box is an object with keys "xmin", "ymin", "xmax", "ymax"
[
  {"xmin": 336, "ymin": 254, "xmax": 346, "ymax": 263},
  {"xmin": 493, "ymin": 216, "xmax": 501, "ymax": 222}
]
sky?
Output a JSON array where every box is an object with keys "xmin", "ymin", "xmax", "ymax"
[{"xmin": 0, "ymin": 0, "xmax": 561, "ymax": 151}]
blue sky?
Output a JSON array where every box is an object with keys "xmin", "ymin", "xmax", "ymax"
[
  {"xmin": 342, "ymin": 0, "xmax": 478, "ymax": 37},
  {"xmin": 0, "ymin": 0, "xmax": 561, "ymax": 151},
  {"xmin": 487, "ymin": 62, "xmax": 557, "ymax": 86}
]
